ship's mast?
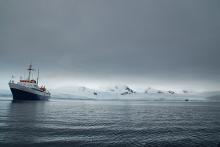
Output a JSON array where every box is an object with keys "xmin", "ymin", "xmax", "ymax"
[
  {"xmin": 27, "ymin": 64, "xmax": 34, "ymax": 81},
  {"xmin": 37, "ymin": 68, "xmax": 39, "ymax": 85}
]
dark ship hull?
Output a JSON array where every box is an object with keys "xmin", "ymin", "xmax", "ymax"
[
  {"xmin": 9, "ymin": 83, "xmax": 50, "ymax": 100},
  {"xmin": 10, "ymin": 88, "xmax": 50, "ymax": 100}
]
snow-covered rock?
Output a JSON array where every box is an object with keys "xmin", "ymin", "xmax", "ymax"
[{"xmin": 49, "ymin": 85, "xmax": 211, "ymax": 101}]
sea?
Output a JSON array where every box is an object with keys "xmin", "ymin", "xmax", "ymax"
[{"xmin": 0, "ymin": 97, "xmax": 220, "ymax": 147}]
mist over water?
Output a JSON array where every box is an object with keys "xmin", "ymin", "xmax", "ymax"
[{"xmin": 0, "ymin": 98, "xmax": 220, "ymax": 147}]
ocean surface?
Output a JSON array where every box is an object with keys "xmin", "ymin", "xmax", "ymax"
[{"xmin": 0, "ymin": 97, "xmax": 220, "ymax": 147}]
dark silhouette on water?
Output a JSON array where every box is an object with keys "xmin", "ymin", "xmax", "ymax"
[{"xmin": 9, "ymin": 64, "xmax": 51, "ymax": 100}]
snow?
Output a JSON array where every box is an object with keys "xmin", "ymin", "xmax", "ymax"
[{"xmin": 50, "ymin": 85, "xmax": 209, "ymax": 101}]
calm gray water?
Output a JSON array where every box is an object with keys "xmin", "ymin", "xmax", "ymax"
[{"xmin": 0, "ymin": 98, "xmax": 220, "ymax": 147}]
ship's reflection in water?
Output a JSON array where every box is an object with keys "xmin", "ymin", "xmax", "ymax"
[{"xmin": 0, "ymin": 99, "xmax": 220, "ymax": 147}]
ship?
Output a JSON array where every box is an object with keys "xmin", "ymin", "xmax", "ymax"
[{"xmin": 8, "ymin": 64, "xmax": 51, "ymax": 100}]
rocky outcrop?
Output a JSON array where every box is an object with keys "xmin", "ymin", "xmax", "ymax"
[{"xmin": 121, "ymin": 86, "xmax": 136, "ymax": 95}]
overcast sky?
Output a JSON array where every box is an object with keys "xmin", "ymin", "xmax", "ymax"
[{"xmin": 0, "ymin": 0, "xmax": 220, "ymax": 91}]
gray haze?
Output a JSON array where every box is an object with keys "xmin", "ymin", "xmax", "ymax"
[{"xmin": 0, "ymin": 0, "xmax": 220, "ymax": 91}]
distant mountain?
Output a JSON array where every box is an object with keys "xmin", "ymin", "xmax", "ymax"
[
  {"xmin": 201, "ymin": 91, "xmax": 220, "ymax": 101},
  {"xmin": 144, "ymin": 87, "xmax": 159, "ymax": 94},
  {"xmin": 145, "ymin": 87, "xmax": 176, "ymax": 95},
  {"xmin": 51, "ymin": 86, "xmax": 97, "ymax": 99},
  {"xmin": 50, "ymin": 85, "xmax": 210, "ymax": 101},
  {"xmin": 107, "ymin": 85, "xmax": 136, "ymax": 95},
  {"xmin": 206, "ymin": 95, "xmax": 220, "ymax": 101}
]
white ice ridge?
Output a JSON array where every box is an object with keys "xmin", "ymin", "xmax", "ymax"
[{"xmin": 50, "ymin": 85, "xmax": 220, "ymax": 101}]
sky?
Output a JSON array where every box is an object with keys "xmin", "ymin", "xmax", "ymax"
[{"xmin": 0, "ymin": 0, "xmax": 220, "ymax": 91}]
